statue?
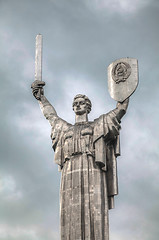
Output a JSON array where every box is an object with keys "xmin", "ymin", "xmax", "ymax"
[{"xmin": 31, "ymin": 35, "xmax": 138, "ymax": 240}]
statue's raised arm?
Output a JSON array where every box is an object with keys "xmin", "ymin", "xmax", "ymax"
[
  {"xmin": 31, "ymin": 80, "xmax": 70, "ymax": 127},
  {"xmin": 31, "ymin": 80, "xmax": 72, "ymax": 170},
  {"xmin": 31, "ymin": 80, "xmax": 58, "ymax": 126},
  {"xmin": 113, "ymin": 98, "xmax": 129, "ymax": 121},
  {"xmin": 32, "ymin": 34, "xmax": 70, "ymax": 128}
]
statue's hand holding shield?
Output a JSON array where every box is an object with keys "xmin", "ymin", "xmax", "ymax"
[{"xmin": 108, "ymin": 58, "xmax": 139, "ymax": 102}]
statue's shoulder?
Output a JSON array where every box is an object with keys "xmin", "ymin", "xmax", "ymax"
[
  {"xmin": 51, "ymin": 117, "xmax": 72, "ymax": 140},
  {"xmin": 93, "ymin": 113, "xmax": 107, "ymax": 123},
  {"xmin": 52, "ymin": 116, "xmax": 72, "ymax": 128},
  {"xmin": 94, "ymin": 111, "xmax": 117, "ymax": 123}
]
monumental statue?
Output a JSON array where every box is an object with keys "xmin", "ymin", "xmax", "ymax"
[{"xmin": 31, "ymin": 35, "xmax": 138, "ymax": 240}]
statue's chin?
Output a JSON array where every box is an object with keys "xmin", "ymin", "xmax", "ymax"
[
  {"xmin": 75, "ymin": 110, "xmax": 86, "ymax": 116},
  {"xmin": 76, "ymin": 113, "xmax": 85, "ymax": 116}
]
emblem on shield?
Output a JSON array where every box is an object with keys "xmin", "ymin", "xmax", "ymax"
[{"xmin": 108, "ymin": 58, "xmax": 139, "ymax": 102}]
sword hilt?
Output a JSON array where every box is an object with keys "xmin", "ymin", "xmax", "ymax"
[
  {"xmin": 31, "ymin": 80, "xmax": 45, "ymax": 100},
  {"xmin": 36, "ymin": 88, "xmax": 42, "ymax": 100}
]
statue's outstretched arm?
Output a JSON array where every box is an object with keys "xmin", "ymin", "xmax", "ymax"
[
  {"xmin": 39, "ymin": 95, "xmax": 58, "ymax": 124},
  {"xmin": 113, "ymin": 98, "xmax": 129, "ymax": 121},
  {"xmin": 31, "ymin": 80, "xmax": 58, "ymax": 126}
]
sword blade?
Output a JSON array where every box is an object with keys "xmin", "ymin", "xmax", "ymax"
[{"xmin": 35, "ymin": 34, "xmax": 42, "ymax": 81}]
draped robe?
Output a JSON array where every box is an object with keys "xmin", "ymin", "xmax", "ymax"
[{"xmin": 49, "ymin": 110, "xmax": 121, "ymax": 240}]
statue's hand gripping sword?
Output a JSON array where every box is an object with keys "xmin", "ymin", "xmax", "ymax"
[{"xmin": 31, "ymin": 34, "xmax": 45, "ymax": 100}]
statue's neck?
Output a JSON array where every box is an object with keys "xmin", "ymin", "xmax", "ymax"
[{"xmin": 75, "ymin": 113, "xmax": 88, "ymax": 123}]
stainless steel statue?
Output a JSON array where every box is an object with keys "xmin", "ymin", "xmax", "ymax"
[{"xmin": 31, "ymin": 35, "xmax": 138, "ymax": 240}]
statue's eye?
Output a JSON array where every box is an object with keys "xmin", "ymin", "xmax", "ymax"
[{"xmin": 80, "ymin": 101, "xmax": 85, "ymax": 105}]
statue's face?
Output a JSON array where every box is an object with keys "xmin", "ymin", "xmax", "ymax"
[{"xmin": 73, "ymin": 97, "xmax": 87, "ymax": 115}]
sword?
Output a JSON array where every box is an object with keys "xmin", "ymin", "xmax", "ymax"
[
  {"xmin": 35, "ymin": 34, "xmax": 42, "ymax": 82},
  {"xmin": 32, "ymin": 34, "xmax": 45, "ymax": 100}
]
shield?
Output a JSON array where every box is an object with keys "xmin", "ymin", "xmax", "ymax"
[{"xmin": 108, "ymin": 58, "xmax": 139, "ymax": 102}]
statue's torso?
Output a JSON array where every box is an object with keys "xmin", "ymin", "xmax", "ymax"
[{"xmin": 63, "ymin": 122, "xmax": 95, "ymax": 161}]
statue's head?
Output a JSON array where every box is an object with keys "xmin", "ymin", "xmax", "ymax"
[{"xmin": 72, "ymin": 94, "xmax": 92, "ymax": 115}]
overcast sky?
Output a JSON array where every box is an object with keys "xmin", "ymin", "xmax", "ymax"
[{"xmin": 0, "ymin": 0, "xmax": 159, "ymax": 239}]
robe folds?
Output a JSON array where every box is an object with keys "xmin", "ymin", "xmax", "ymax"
[{"xmin": 50, "ymin": 110, "xmax": 121, "ymax": 240}]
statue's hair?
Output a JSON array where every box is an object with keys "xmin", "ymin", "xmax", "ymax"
[{"xmin": 72, "ymin": 94, "xmax": 92, "ymax": 114}]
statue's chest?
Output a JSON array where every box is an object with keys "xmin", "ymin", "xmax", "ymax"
[{"xmin": 63, "ymin": 123, "xmax": 94, "ymax": 158}]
